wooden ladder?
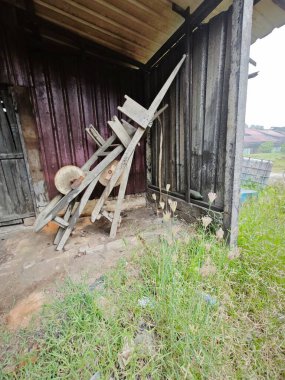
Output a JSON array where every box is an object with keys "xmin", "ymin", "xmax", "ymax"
[{"xmin": 34, "ymin": 54, "xmax": 186, "ymax": 250}]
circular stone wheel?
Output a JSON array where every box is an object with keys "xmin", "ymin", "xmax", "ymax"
[
  {"xmin": 99, "ymin": 160, "xmax": 123, "ymax": 187},
  {"xmin": 54, "ymin": 165, "xmax": 85, "ymax": 194}
]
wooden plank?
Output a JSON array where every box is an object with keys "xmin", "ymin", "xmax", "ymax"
[
  {"xmin": 86, "ymin": 125, "xmax": 106, "ymax": 146},
  {"xmin": 69, "ymin": 0, "xmax": 170, "ymax": 41},
  {"xmin": 108, "ymin": 116, "xmax": 132, "ymax": 147},
  {"xmin": 215, "ymin": 12, "xmax": 232, "ymax": 209},
  {"xmin": 0, "ymin": 89, "xmax": 22, "ymax": 152},
  {"xmin": 148, "ymin": 54, "xmax": 186, "ymax": 115},
  {"xmin": 34, "ymin": 144, "xmax": 124, "ymax": 231},
  {"xmin": 121, "ymin": 119, "xmax": 137, "ymax": 136},
  {"xmin": 34, "ymin": 2, "xmax": 153, "ymax": 62},
  {"xmin": 82, "ymin": 134, "xmax": 117, "ymax": 171},
  {"xmin": 101, "ymin": 210, "xmax": 114, "ymax": 223},
  {"xmin": 183, "ymin": 25, "xmax": 191, "ymax": 203},
  {"xmin": 110, "ymin": 151, "xmax": 134, "ymax": 238},
  {"xmin": 34, "ymin": 0, "xmax": 162, "ymax": 51},
  {"xmin": 146, "ymin": 0, "xmax": 225, "ymax": 69},
  {"xmin": 54, "ymin": 198, "xmax": 76, "ymax": 245},
  {"xmin": 0, "ymin": 152, "xmax": 24, "ymax": 159},
  {"xmin": 0, "ymin": 99, "xmax": 17, "ymax": 154},
  {"xmin": 0, "ymin": 161, "xmax": 14, "ymax": 219},
  {"xmin": 91, "ymin": 126, "xmax": 146, "ymax": 223},
  {"xmin": 146, "ymin": 23, "xmax": 186, "ymax": 69},
  {"xmin": 118, "ymin": 96, "xmax": 151, "ymax": 129},
  {"xmin": 54, "ymin": 215, "xmax": 69, "ymax": 228},
  {"xmin": 189, "ymin": 0, "xmax": 226, "ymax": 27},
  {"xmin": 0, "ymin": 218, "xmax": 23, "ymax": 227},
  {"xmin": 223, "ymin": 0, "xmax": 253, "ymax": 246},
  {"xmin": 0, "ymin": 159, "xmax": 34, "ymax": 218},
  {"xmin": 178, "ymin": 59, "xmax": 185, "ymax": 194},
  {"xmin": 56, "ymin": 175, "xmax": 99, "ymax": 250},
  {"xmin": 201, "ymin": 14, "xmax": 227, "ymax": 200},
  {"xmin": 190, "ymin": 26, "xmax": 208, "ymax": 194}
]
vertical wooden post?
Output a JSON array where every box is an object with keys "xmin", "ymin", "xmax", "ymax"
[
  {"xmin": 223, "ymin": 0, "xmax": 253, "ymax": 245},
  {"xmin": 184, "ymin": 16, "xmax": 192, "ymax": 203}
]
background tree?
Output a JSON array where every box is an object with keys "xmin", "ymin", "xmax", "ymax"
[{"xmin": 258, "ymin": 141, "xmax": 274, "ymax": 153}]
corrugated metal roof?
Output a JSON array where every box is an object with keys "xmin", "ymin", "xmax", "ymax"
[
  {"xmin": 7, "ymin": 0, "xmax": 285, "ymax": 64},
  {"xmin": 244, "ymin": 128, "xmax": 285, "ymax": 144}
]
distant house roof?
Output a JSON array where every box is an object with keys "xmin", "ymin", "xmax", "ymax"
[
  {"xmin": 258, "ymin": 130, "xmax": 285, "ymax": 138},
  {"xmin": 244, "ymin": 128, "xmax": 285, "ymax": 146}
]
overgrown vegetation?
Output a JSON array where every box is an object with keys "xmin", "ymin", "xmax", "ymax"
[{"xmin": 1, "ymin": 185, "xmax": 285, "ymax": 379}]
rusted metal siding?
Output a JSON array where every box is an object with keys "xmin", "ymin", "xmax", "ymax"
[
  {"xmin": 0, "ymin": 3, "xmax": 146, "ymax": 199},
  {"xmin": 29, "ymin": 52, "xmax": 145, "ymax": 198},
  {"xmin": 147, "ymin": 10, "xmax": 232, "ymax": 211}
]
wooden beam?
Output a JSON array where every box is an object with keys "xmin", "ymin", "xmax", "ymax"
[
  {"xmin": 223, "ymin": 0, "xmax": 254, "ymax": 246},
  {"xmin": 33, "ymin": 2, "xmax": 153, "ymax": 60},
  {"xmin": 145, "ymin": 23, "xmax": 186, "ymax": 69},
  {"xmin": 146, "ymin": 0, "xmax": 225, "ymax": 69},
  {"xmin": 172, "ymin": 3, "xmax": 190, "ymax": 19},
  {"xmin": 16, "ymin": 6, "xmax": 144, "ymax": 69},
  {"xmin": 188, "ymin": 0, "xmax": 225, "ymax": 28}
]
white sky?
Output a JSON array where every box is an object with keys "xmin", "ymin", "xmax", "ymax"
[{"xmin": 245, "ymin": 25, "xmax": 285, "ymax": 129}]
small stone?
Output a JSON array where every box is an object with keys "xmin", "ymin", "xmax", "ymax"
[
  {"xmin": 63, "ymin": 244, "xmax": 72, "ymax": 251},
  {"xmin": 78, "ymin": 246, "xmax": 88, "ymax": 254},
  {"xmin": 138, "ymin": 297, "xmax": 154, "ymax": 308}
]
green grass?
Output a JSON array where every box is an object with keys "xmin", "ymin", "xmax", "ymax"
[
  {"xmin": 244, "ymin": 152, "xmax": 285, "ymax": 173},
  {"xmin": 1, "ymin": 185, "xmax": 285, "ymax": 379}
]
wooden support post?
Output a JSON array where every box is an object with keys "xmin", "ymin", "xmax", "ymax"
[
  {"xmin": 223, "ymin": 0, "xmax": 253, "ymax": 246},
  {"xmin": 110, "ymin": 151, "xmax": 135, "ymax": 238},
  {"xmin": 184, "ymin": 16, "xmax": 192, "ymax": 203}
]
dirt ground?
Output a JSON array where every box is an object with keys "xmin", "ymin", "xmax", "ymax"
[{"xmin": 0, "ymin": 205, "xmax": 187, "ymax": 323}]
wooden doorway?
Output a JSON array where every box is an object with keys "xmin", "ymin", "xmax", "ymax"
[{"xmin": 0, "ymin": 87, "xmax": 35, "ymax": 226}]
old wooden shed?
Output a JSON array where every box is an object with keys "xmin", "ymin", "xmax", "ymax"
[{"xmin": 1, "ymin": 0, "xmax": 285, "ymax": 243}]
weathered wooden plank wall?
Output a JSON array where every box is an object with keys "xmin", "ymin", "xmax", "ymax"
[
  {"xmin": 0, "ymin": 1, "xmax": 146, "ymax": 200},
  {"xmin": 147, "ymin": 10, "xmax": 232, "ymax": 212}
]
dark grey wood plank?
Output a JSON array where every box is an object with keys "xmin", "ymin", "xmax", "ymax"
[
  {"xmin": 0, "ymin": 98, "xmax": 16, "ymax": 154},
  {"xmin": 223, "ymin": 0, "xmax": 253, "ymax": 246},
  {"xmin": 0, "ymin": 159, "xmax": 34, "ymax": 219},
  {"xmin": 190, "ymin": 25, "xmax": 208, "ymax": 194},
  {"xmin": 0, "ymin": 161, "xmax": 14, "ymax": 218},
  {"xmin": 201, "ymin": 13, "xmax": 227, "ymax": 200},
  {"xmin": 0, "ymin": 88, "xmax": 22, "ymax": 152},
  {"xmin": 215, "ymin": 11, "xmax": 232, "ymax": 209}
]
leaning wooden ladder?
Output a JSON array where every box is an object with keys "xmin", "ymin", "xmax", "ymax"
[{"xmin": 34, "ymin": 54, "xmax": 186, "ymax": 250}]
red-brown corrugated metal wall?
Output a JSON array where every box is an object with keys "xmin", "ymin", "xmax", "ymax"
[{"xmin": 0, "ymin": 2, "xmax": 146, "ymax": 199}]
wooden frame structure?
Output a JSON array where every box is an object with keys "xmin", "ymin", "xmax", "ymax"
[{"xmin": 34, "ymin": 55, "xmax": 186, "ymax": 250}]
